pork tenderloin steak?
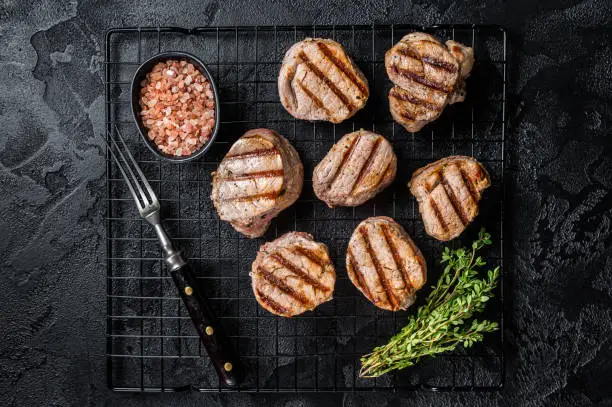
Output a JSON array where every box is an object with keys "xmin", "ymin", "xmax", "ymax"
[
  {"xmin": 278, "ymin": 38, "xmax": 369, "ymax": 123},
  {"xmin": 408, "ymin": 155, "xmax": 490, "ymax": 241},
  {"xmin": 385, "ymin": 32, "xmax": 474, "ymax": 132},
  {"xmin": 346, "ymin": 216, "xmax": 426, "ymax": 311},
  {"xmin": 251, "ymin": 232, "xmax": 336, "ymax": 317},
  {"xmin": 313, "ymin": 129, "xmax": 397, "ymax": 207},
  {"xmin": 211, "ymin": 129, "xmax": 303, "ymax": 238}
]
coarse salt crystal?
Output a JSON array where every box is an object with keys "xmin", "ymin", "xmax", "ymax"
[{"xmin": 139, "ymin": 60, "xmax": 215, "ymax": 157}]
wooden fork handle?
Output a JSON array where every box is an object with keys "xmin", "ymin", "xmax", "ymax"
[{"xmin": 170, "ymin": 263, "xmax": 241, "ymax": 387}]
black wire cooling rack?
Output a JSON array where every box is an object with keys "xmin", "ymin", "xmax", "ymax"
[{"xmin": 104, "ymin": 24, "xmax": 507, "ymax": 392}]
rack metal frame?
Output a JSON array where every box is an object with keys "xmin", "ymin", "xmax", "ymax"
[{"xmin": 104, "ymin": 24, "xmax": 507, "ymax": 392}]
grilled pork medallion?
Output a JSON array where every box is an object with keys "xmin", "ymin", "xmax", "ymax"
[
  {"xmin": 251, "ymin": 232, "xmax": 336, "ymax": 317},
  {"xmin": 278, "ymin": 38, "xmax": 369, "ymax": 123},
  {"xmin": 211, "ymin": 129, "xmax": 303, "ymax": 238},
  {"xmin": 346, "ymin": 217, "xmax": 426, "ymax": 311},
  {"xmin": 409, "ymin": 156, "xmax": 490, "ymax": 241},
  {"xmin": 313, "ymin": 130, "xmax": 397, "ymax": 207},
  {"xmin": 386, "ymin": 33, "xmax": 474, "ymax": 132}
]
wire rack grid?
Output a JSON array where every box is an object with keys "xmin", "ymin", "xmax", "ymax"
[{"xmin": 104, "ymin": 24, "xmax": 507, "ymax": 393}]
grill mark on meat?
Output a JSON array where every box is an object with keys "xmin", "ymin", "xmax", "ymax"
[
  {"xmin": 396, "ymin": 46, "xmax": 420, "ymax": 60},
  {"xmin": 270, "ymin": 253, "xmax": 330, "ymax": 293},
  {"xmin": 358, "ymin": 159, "xmax": 393, "ymax": 193},
  {"xmin": 383, "ymin": 161, "xmax": 394, "ymax": 178},
  {"xmin": 292, "ymin": 246, "xmax": 325, "ymax": 268},
  {"xmin": 256, "ymin": 289, "xmax": 289, "ymax": 315},
  {"xmin": 347, "ymin": 248, "xmax": 373, "ymax": 300},
  {"xmin": 223, "ymin": 191, "xmax": 281, "ymax": 202},
  {"xmin": 317, "ymin": 42, "xmax": 368, "ymax": 95},
  {"xmin": 257, "ymin": 266, "xmax": 314, "ymax": 308},
  {"xmin": 426, "ymin": 175, "xmax": 441, "ymax": 192},
  {"xmin": 390, "ymin": 65, "xmax": 450, "ymax": 93},
  {"xmin": 399, "ymin": 110, "xmax": 417, "ymax": 121},
  {"xmin": 472, "ymin": 165, "xmax": 485, "ymax": 181},
  {"xmin": 458, "ymin": 166, "xmax": 479, "ymax": 202},
  {"xmin": 296, "ymin": 80, "xmax": 332, "ymax": 116},
  {"xmin": 380, "ymin": 162, "xmax": 393, "ymax": 181},
  {"xmin": 389, "ymin": 87, "xmax": 443, "ymax": 111},
  {"xmin": 298, "ymin": 51, "xmax": 356, "ymax": 111},
  {"xmin": 327, "ymin": 133, "xmax": 360, "ymax": 188},
  {"xmin": 358, "ymin": 227, "xmax": 399, "ymax": 310},
  {"xmin": 380, "ymin": 223, "xmax": 412, "ymax": 293},
  {"xmin": 429, "ymin": 197, "xmax": 449, "ymax": 234},
  {"xmin": 220, "ymin": 169, "xmax": 285, "ymax": 181},
  {"xmin": 439, "ymin": 174, "xmax": 468, "ymax": 226},
  {"xmin": 422, "ymin": 56, "xmax": 458, "ymax": 73},
  {"xmin": 390, "ymin": 222, "xmax": 425, "ymax": 270},
  {"xmin": 225, "ymin": 148, "xmax": 279, "ymax": 160},
  {"xmin": 395, "ymin": 47, "xmax": 458, "ymax": 74},
  {"xmin": 350, "ymin": 137, "xmax": 382, "ymax": 194}
]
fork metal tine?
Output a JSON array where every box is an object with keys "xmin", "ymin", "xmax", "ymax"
[
  {"xmin": 114, "ymin": 124, "xmax": 158, "ymax": 205},
  {"xmin": 108, "ymin": 127, "xmax": 151, "ymax": 208},
  {"xmin": 102, "ymin": 132, "xmax": 144, "ymax": 212}
]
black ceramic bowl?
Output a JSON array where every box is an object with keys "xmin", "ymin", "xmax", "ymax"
[{"xmin": 130, "ymin": 51, "xmax": 220, "ymax": 163}]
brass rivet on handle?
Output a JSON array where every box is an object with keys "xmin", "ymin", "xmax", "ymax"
[
  {"xmin": 185, "ymin": 286, "xmax": 193, "ymax": 296},
  {"xmin": 206, "ymin": 326, "xmax": 214, "ymax": 335},
  {"xmin": 224, "ymin": 362, "xmax": 233, "ymax": 372}
]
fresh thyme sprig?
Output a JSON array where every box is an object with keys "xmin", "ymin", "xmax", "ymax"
[{"xmin": 360, "ymin": 229, "xmax": 500, "ymax": 378}]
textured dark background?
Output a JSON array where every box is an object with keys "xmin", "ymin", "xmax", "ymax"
[{"xmin": 1, "ymin": 0, "xmax": 611, "ymax": 406}]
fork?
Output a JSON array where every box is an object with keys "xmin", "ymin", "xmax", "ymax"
[{"xmin": 104, "ymin": 127, "xmax": 240, "ymax": 387}]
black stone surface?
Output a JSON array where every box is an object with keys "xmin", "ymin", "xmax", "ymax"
[{"xmin": 0, "ymin": 1, "xmax": 611, "ymax": 406}]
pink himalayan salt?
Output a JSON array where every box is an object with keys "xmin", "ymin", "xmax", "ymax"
[{"xmin": 139, "ymin": 59, "xmax": 215, "ymax": 157}]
